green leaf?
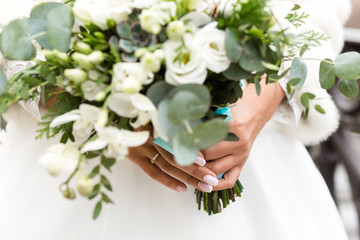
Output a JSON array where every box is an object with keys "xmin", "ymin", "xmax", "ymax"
[
  {"xmin": 225, "ymin": 132, "xmax": 239, "ymax": 141},
  {"xmin": 292, "ymin": 4, "xmax": 301, "ymax": 10},
  {"xmin": 168, "ymin": 91, "xmax": 207, "ymax": 124},
  {"xmin": 222, "ymin": 63, "xmax": 251, "ymax": 81},
  {"xmin": 261, "ymin": 61, "xmax": 280, "ymax": 71},
  {"xmin": 172, "ymin": 131, "xmax": 199, "ymax": 166},
  {"xmin": 89, "ymin": 165, "xmax": 100, "ymax": 178},
  {"xmin": 314, "ymin": 104, "xmax": 326, "ymax": 114},
  {"xmin": 234, "ymin": 83, "xmax": 243, "ymax": 98},
  {"xmin": 338, "ymin": 79, "xmax": 359, "ymax": 98},
  {"xmin": 46, "ymin": 4, "xmax": 74, "ymax": 52},
  {"xmin": 168, "ymin": 84, "xmax": 210, "ymax": 107},
  {"xmin": 300, "ymin": 92, "xmax": 315, "ymax": 108},
  {"xmin": 101, "ymin": 175, "xmax": 113, "ymax": 191},
  {"xmin": 158, "ymin": 99, "xmax": 187, "ymax": 140},
  {"xmin": 93, "ymin": 201, "xmax": 102, "ymax": 219},
  {"xmin": 0, "ymin": 69, "xmax": 7, "ymax": 95},
  {"xmin": 88, "ymin": 185, "xmax": 100, "ymax": 200},
  {"xmin": 85, "ymin": 150, "xmax": 102, "ymax": 159},
  {"xmin": 192, "ymin": 119, "xmax": 229, "ymax": 149},
  {"xmin": 146, "ymin": 81, "xmax": 174, "ymax": 107},
  {"xmin": 225, "ymin": 28, "xmax": 242, "ymax": 62},
  {"xmin": 101, "ymin": 193, "xmax": 114, "ymax": 204},
  {"xmin": 101, "ymin": 157, "xmax": 116, "ymax": 172},
  {"xmin": 0, "ymin": 19, "xmax": 36, "ymax": 60},
  {"xmin": 254, "ymin": 77, "xmax": 261, "ymax": 96},
  {"xmin": 319, "ymin": 59, "xmax": 336, "ymax": 89},
  {"xmin": 239, "ymin": 41, "xmax": 265, "ymax": 72},
  {"xmin": 334, "ymin": 52, "xmax": 360, "ymax": 80},
  {"xmin": 0, "ymin": 114, "xmax": 7, "ymax": 130},
  {"xmin": 290, "ymin": 57, "xmax": 307, "ymax": 89},
  {"xmin": 300, "ymin": 44, "xmax": 309, "ymax": 57},
  {"xmin": 28, "ymin": 2, "xmax": 62, "ymax": 49}
]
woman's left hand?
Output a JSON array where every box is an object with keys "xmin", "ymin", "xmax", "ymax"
[{"xmin": 202, "ymin": 80, "xmax": 285, "ymax": 190}]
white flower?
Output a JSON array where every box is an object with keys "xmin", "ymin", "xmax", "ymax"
[
  {"xmin": 164, "ymin": 34, "xmax": 208, "ymax": 85},
  {"xmin": 73, "ymin": 0, "xmax": 133, "ymax": 30},
  {"xmin": 139, "ymin": 8, "xmax": 162, "ymax": 35},
  {"xmin": 196, "ymin": 22, "xmax": 231, "ymax": 73},
  {"xmin": 39, "ymin": 144, "xmax": 80, "ymax": 176},
  {"xmin": 141, "ymin": 52, "xmax": 162, "ymax": 73},
  {"xmin": 81, "ymin": 81, "xmax": 108, "ymax": 101},
  {"xmin": 112, "ymin": 62, "xmax": 153, "ymax": 93},
  {"xmin": 81, "ymin": 126, "xmax": 150, "ymax": 161},
  {"xmin": 108, "ymin": 93, "xmax": 167, "ymax": 140},
  {"xmin": 50, "ymin": 104, "xmax": 101, "ymax": 138},
  {"xmin": 153, "ymin": 2, "xmax": 177, "ymax": 24},
  {"xmin": 166, "ymin": 21, "xmax": 185, "ymax": 41},
  {"xmin": 76, "ymin": 175, "xmax": 94, "ymax": 197}
]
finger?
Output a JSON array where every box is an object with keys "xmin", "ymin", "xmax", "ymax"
[
  {"xmin": 206, "ymin": 154, "xmax": 242, "ymax": 176},
  {"xmin": 132, "ymin": 154, "xmax": 188, "ymax": 194},
  {"xmin": 213, "ymin": 165, "xmax": 242, "ymax": 191},
  {"xmin": 153, "ymin": 154, "xmax": 214, "ymax": 193},
  {"xmin": 201, "ymin": 141, "xmax": 237, "ymax": 160},
  {"xmin": 153, "ymin": 144, "xmax": 219, "ymax": 187}
]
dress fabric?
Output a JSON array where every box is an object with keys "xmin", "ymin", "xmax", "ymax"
[{"xmin": 0, "ymin": 0, "xmax": 350, "ymax": 239}]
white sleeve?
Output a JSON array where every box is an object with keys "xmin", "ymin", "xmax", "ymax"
[{"xmin": 270, "ymin": 0, "xmax": 351, "ymax": 145}]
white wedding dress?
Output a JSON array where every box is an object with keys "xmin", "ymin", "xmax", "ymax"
[{"xmin": 0, "ymin": 0, "xmax": 351, "ymax": 240}]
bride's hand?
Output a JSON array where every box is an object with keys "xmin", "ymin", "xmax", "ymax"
[
  {"xmin": 127, "ymin": 128, "xmax": 219, "ymax": 194},
  {"xmin": 202, "ymin": 80, "xmax": 285, "ymax": 191}
]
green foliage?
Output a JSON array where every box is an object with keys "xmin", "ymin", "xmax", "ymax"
[
  {"xmin": 338, "ymin": 79, "xmax": 359, "ymax": 98},
  {"xmin": 319, "ymin": 59, "xmax": 335, "ymax": 89},
  {"xmin": 0, "ymin": 19, "xmax": 36, "ymax": 60},
  {"xmin": 334, "ymin": 52, "xmax": 360, "ymax": 80},
  {"xmin": 0, "ymin": 69, "xmax": 7, "ymax": 96},
  {"xmin": 290, "ymin": 57, "xmax": 307, "ymax": 90}
]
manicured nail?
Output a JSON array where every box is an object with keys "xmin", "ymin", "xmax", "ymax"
[
  {"xmin": 195, "ymin": 156, "xmax": 206, "ymax": 166},
  {"xmin": 203, "ymin": 175, "xmax": 219, "ymax": 186},
  {"xmin": 176, "ymin": 186, "xmax": 188, "ymax": 194},
  {"xmin": 198, "ymin": 182, "xmax": 213, "ymax": 193}
]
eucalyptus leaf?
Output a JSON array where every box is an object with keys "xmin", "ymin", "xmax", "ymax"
[
  {"xmin": 334, "ymin": 52, "xmax": 360, "ymax": 80},
  {"xmin": 314, "ymin": 104, "xmax": 326, "ymax": 114},
  {"xmin": 222, "ymin": 63, "xmax": 251, "ymax": 81},
  {"xmin": 290, "ymin": 57, "xmax": 307, "ymax": 89},
  {"xmin": 158, "ymin": 99, "xmax": 186, "ymax": 139},
  {"xmin": 173, "ymin": 131, "xmax": 199, "ymax": 166},
  {"xmin": 192, "ymin": 119, "xmax": 229, "ymax": 149},
  {"xmin": 261, "ymin": 61, "xmax": 280, "ymax": 71},
  {"xmin": 47, "ymin": 4, "xmax": 74, "ymax": 52},
  {"xmin": 239, "ymin": 41, "xmax": 265, "ymax": 72},
  {"xmin": 28, "ymin": 2, "xmax": 62, "ymax": 49},
  {"xmin": 0, "ymin": 69, "xmax": 7, "ymax": 96},
  {"xmin": 168, "ymin": 84, "xmax": 210, "ymax": 107},
  {"xmin": 319, "ymin": 59, "xmax": 335, "ymax": 89},
  {"xmin": 168, "ymin": 91, "xmax": 207, "ymax": 124},
  {"xmin": 0, "ymin": 19, "xmax": 36, "ymax": 60},
  {"xmin": 300, "ymin": 92, "xmax": 315, "ymax": 108},
  {"xmin": 338, "ymin": 79, "xmax": 359, "ymax": 98},
  {"xmin": 147, "ymin": 81, "xmax": 174, "ymax": 107},
  {"xmin": 225, "ymin": 28, "xmax": 242, "ymax": 62}
]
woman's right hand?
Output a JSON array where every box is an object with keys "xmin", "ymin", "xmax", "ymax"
[{"xmin": 127, "ymin": 129, "xmax": 220, "ymax": 194}]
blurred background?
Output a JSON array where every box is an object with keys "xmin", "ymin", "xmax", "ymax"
[{"xmin": 313, "ymin": 1, "xmax": 360, "ymax": 239}]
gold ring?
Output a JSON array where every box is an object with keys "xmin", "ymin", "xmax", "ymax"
[{"xmin": 150, "ymin": 153, "xmax": 160, "ymax": 164}]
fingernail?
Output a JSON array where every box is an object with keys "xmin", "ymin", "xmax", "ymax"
[
  {"xmin": 176, "ymin": 186, "xmax": 188, "ymax": 194},
  {"xmin": 195, "ymin": 156, "xmax": 206, "ymax": 166},
  {"xmin": 203, "ymin": 175, "xmax": 219, "ymax": 186},
  {"xmin": 198, "ymin": 182, "xmax": 213, "ymax": 193}
]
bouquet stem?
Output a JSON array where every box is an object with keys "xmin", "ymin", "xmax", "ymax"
[{"xmin": 195, "ymin": 180, "xmax": 243, "ymax": 215}]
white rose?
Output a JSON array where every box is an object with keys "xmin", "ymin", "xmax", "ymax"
[
  {"xmin": 73, "ymin": 0, "xmax": 133, "ymax": 30},
  {"xmin": 81, "ymin": 81, "xmax": 108, "ymax": 101},
  {"xmin": 164, "ymin": 34, "xmax": 208, "ymax": 85},
  {"xmin": 196, "ymin": 22, "xmax": 231, "ymax": 73},
  {"xmin": 39, "ymin": 144, "xmax": 80, "ymax": 176},
  {"xmin": 112, "ymin": 62, "xmax": 153, "ymax": 93}
]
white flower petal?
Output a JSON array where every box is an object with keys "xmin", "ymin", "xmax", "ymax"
[
  {"xmin": 79, "ymin": 104, "xmax": 101, "ymax": 123},
  {"xmin": 81, "ymin": 139, "xmax": 108, "ymax": 153},
  {"xmin": 131, "ymin": 94, "xmax": 156, "ymax": 112},
  {"xmin": 50, "ymin": 110, "xmax": 81, "ymax": 128},
  {"xmin": 120, "ymin": 130, "xmax": 149, "ymax": 147},
  {"xmin": 108, "ymin": 93, "xmax": 138, "ymax": 118},
  {"xmin": 181, "ymin": 11, "xmax": 212, "ymax": 28}
]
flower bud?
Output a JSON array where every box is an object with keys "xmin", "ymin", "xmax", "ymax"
[
  {"xmin": 88, "ymin": 51, "xmax": 104, "ymax": 64},
  {"xmin": 75, "ymin": 42, "xmax": 92, "ymax": 54},
  {"xmin": 139, "ymin": 9, "xmax": 162, "ymax": 35},
  {"xmin": 141, "ymin": 52, "xmax": 161, "ymax": 73},
  {"xmin": 97, "ymin": 108, "xmax": 108, "ymax": 127},
  {"xmin": 154, "ymin": 49, "xmax": 165, "ymax": 60},
  {"xmin": 64, "ymin": 69, "xmax": 88, "ymax": 84},
  {"xmin": 166, "ymin": 21, "xmax": 185, "ymax": 41},
  {"xmin": 43, "ymin": 49, "xmax": 69, "ymax": 65},
  {"xmin": 95, "ymin": 91, "xmax": 107, "ymax": 102},
  {"xmin": 184, "ymin": 0, "xmax": 199, "ymax": 10},
  {"xmin": 62, "ymin": 186, "xmax": 76, "ymax": 200},
  {"xmin": 134, "ymin": 48, "xmax": 149, "ymax": 58},
  {"xmin": 76, "ymin": 176, "xmax": 94, "ymax": 197},
  {"xmin": 72, "ymin": 52, "xmax": 93, "ymax": 70},
  {"xmin": 73, "ymin": 5, "xmax": 92, "ymax": 23}
]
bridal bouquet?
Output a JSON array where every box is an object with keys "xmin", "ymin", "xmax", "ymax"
[{"xmin": 0, "ymin": 0, "xmax": 359, "ymax": 218}]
